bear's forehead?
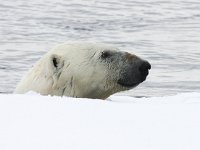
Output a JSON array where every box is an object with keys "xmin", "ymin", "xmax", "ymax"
[
  {"xmin": 52, "ymin": 42, "xmax": 121, "ymax": 58},
  {"xmin": 85, "ymin": 43, "xmax": 118, "ymax": 51}
]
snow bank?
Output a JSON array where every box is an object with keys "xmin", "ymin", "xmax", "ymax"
[{"xmin": 0, "ymin": 92, "xmax": 200, "ymax": 150}]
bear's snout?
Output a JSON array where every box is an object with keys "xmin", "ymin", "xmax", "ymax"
[
  {"xmin": 118, "ymin": 58, "xmax": 151, "ymax": 88},
  {"xmin": 139, "ymin": 61, "xmax": 151, "ymax": 82}
]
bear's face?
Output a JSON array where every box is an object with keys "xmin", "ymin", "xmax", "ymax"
[{"xmin": 50, "ymin": 43, "xmax": 151, "ymax": 99}]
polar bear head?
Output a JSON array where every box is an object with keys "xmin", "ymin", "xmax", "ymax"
[{"xmin": 15, "ymin": 42, "xmax": 151, "ymax": 99}]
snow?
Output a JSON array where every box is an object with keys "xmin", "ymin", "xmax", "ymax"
[{"xmin": 1, "ymin": 92, "xmax": 200, "ymax": 150}]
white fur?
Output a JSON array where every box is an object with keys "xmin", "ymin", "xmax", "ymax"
[{"xmin": 15, "ymin": 42, "xmax": 137, "ymax": 99}]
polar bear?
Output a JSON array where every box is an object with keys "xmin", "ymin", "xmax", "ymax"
[{"xmin": 15, "ymin": 42, "xmax": 151, "ymax": 99}]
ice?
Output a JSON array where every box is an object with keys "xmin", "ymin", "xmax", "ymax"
[{"xmin": 0, "ymin": 92, "xmax": 200, "ymax": 150}]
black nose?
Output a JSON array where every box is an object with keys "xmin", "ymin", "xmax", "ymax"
[
  {"xmin": 139, "ymin": 61, "xmax": 151, "ymax": 81},
  {"xmin": 139, "ymin": 61, "xmax": 151, "ymax": 72}
]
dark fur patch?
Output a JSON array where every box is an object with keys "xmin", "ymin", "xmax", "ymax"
[
  {"xmin": 53, "ymin": 57, "xmax": 58, "ymax": 67},
  {"xmin": 125, "ymin": 52, "xmax": 137, "ymax": 61}
]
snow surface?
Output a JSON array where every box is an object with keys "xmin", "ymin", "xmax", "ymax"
[{"xmin": 1, "ymin": 92, "xmax": 200, "ymax": 150}]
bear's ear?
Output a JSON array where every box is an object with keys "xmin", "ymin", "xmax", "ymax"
[
  {"xmin": 50, "ymin": 54, "xmax": 64, "ymax": 69},
  {"xmin": 53, "ymin": 56, "xmax": 58, "ymax": 68}
]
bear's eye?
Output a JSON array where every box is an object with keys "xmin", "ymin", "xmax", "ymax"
[{"xmin": 101, "ymin": 51, "xmax": 111, "ymax": 59}]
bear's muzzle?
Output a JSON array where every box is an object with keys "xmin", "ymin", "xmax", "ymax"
[{"xmin": 117, "ymin": 58, "xmax": 151, "ymax": 88}]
